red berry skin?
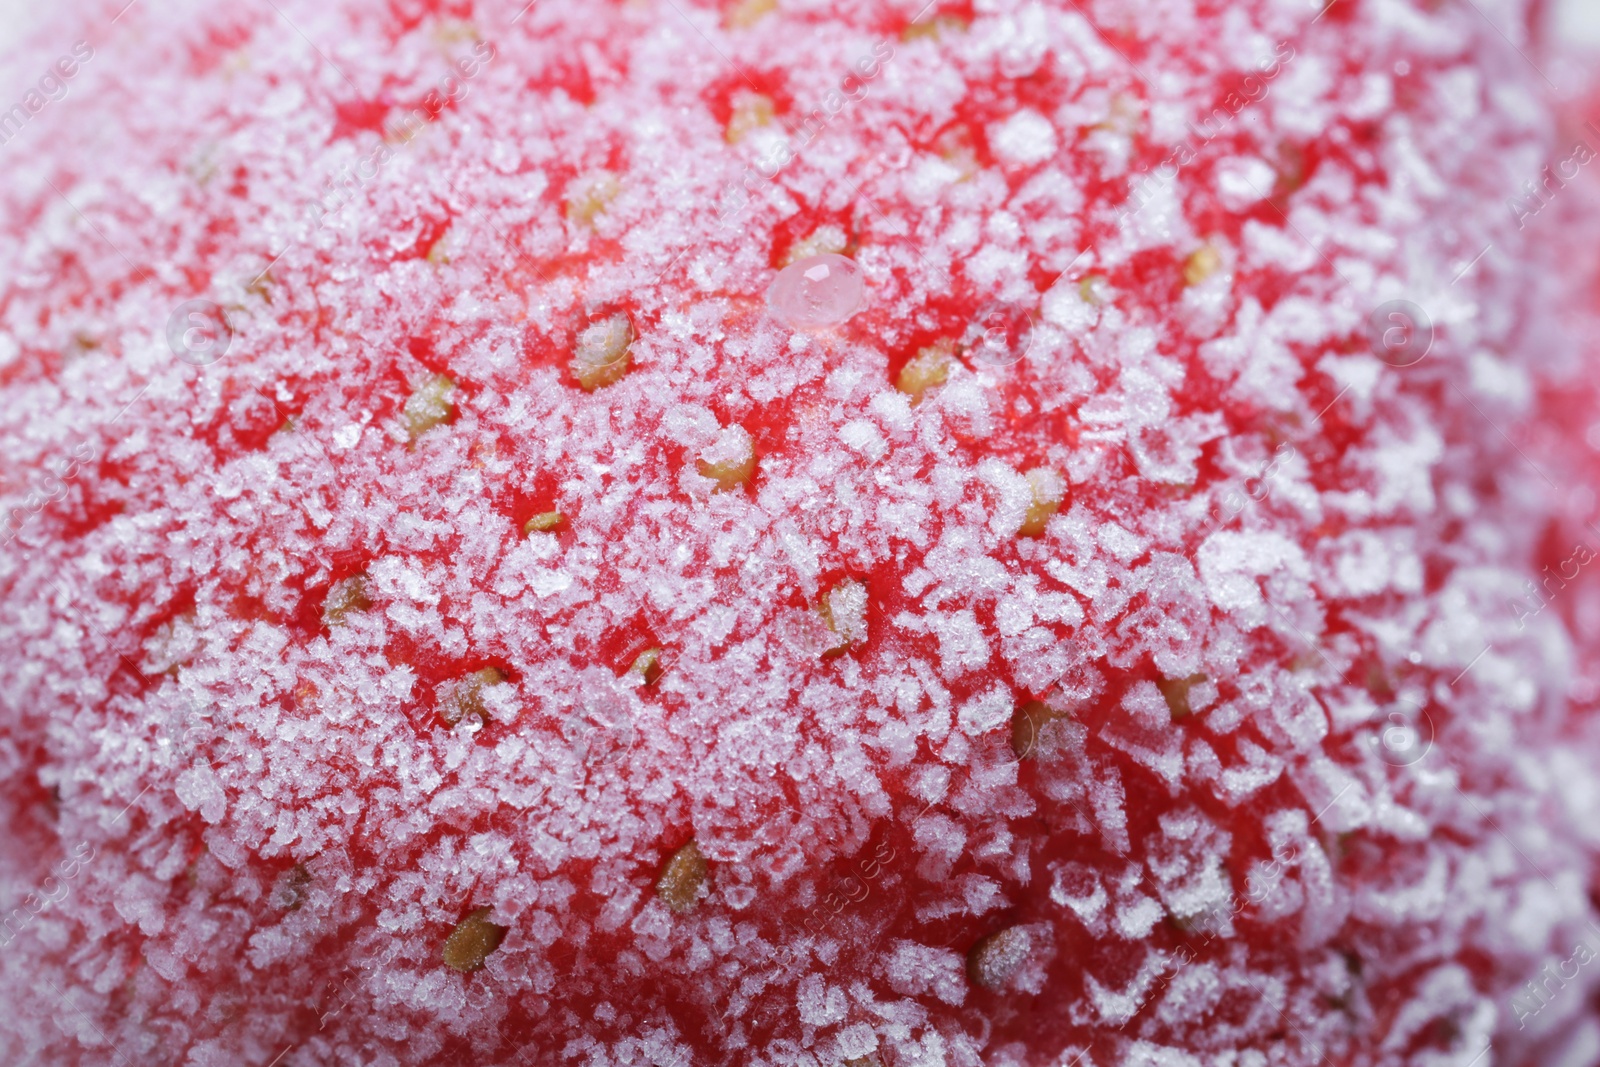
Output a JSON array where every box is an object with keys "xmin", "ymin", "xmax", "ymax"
[{"xmin": 1, "ymin": 2, "xmax": 1599, "ymax": 1067}]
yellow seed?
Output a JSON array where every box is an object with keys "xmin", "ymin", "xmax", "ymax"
[
  {"xmin": 404, "ymin": 374, "xmax": 455, "ymax": 441},
  {"xmin": 967, "ymin": 925, "xmax": 1031, "ymax": 990},
  {"xmin": 273, "ymin": 864, "xmax": 311, "ymax": 911},
  {"xmin": 1078, "ymin": 275, "xmax": 1109, "ymax": 305},
  {"xmin": 696, "ymin": 428, "xmax": 756, "ymax": 491},
  {"xmin": 1183, "ymin": 245, "xmax": 1223, "ymax": 287},
  {"xmin": 934, "ymin": 126, "xmax": 979, "ymax": 180},
  {"xmin": 1275, "ymin": 143, "xmax": 1308, "ymax": 197},
  {"xmin": 442, "ymin": 668, "xmax": 506, "ymax": 727},
  {"xmin": 1157, "ymin": 674, "xmax": 1207, "ymax": 720},
  {"xmin": 781, "ymin": 225, "xmax": 849, "ymax": 266},
  {"xmin": 895, "ymin": 340, "xmax": 956, "ymax": 403},
  {"xmin": 425, "ymin": 232, "xmax": 451, "ymax": 265},
  {"xmin": 725, "ymin": 0, "xmax": 776, "ymax": 29},
  {"xmin": 524, "ymin": 511, "xmax": 564, "ymax": 534},
  {"xmin": 1093, "ymin": 92, "xmax": 1142, "ymax": 136},
  {"xmin": 1010, "ymin": 700, "xmax": 1062, "ymax": 761},
  {"xmin": 1167, "ymin": 908, "xmax": 1220, "ymax": 936},
  {"xmin": 901, "ymin": 15, "xmax": 966, "ymax": 40},
  {"xmin": 571, "ymin": 313, "xmax": 633, "ymax": 391},
  {"xmin": 820, "ymin": 578, "xmax": 868, "ymax": 656},
  {"xmin": 442, "ymin": 907, "xmax": 508, "ymax": 972},
  {"xmin": 698, "ymin": 453, "xmax": 755, "ymax": 490},
  {"xmin": 323, "ymin": 576, "xmax": 372, "ymax": 626},
  {"xmin": 187, "ymin": 142, "xmax": 221, "ymax": 186},
  {"xmin": 656, "ymin": 839, "xmax": 708, "ymax": 913},
  {"xmin": 565, "ymin": 171, "xmax": 622, "ymax": 226},
  {"xmin": 726, "ymin": 91, "xmax": 776, "ymax": 144},
  {"xmin": 1017, "ymin": 468, "xmax": 1065, "ymax": 537},
  {"xmin": 1364, "ymin": 661, "xmax": 1396, "ymax": 701},
  {"xmin": 430, "ymin": 19, "xmax": 477, "ymax": 44},
  {"xmin": 146, "ymin": 612, "xmax": 198, "ymax": 674},
  {"xmin": 245, "ymin": 269, "xmax": 273, "ymax": 303},
  {"xmin": 628, "ymin": 648, "xmax": 663, "ymax": 685}
]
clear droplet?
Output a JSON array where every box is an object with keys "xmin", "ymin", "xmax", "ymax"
[{"xmin": 766, "ymin": 253, "xmax": 864, "ymax": 330}]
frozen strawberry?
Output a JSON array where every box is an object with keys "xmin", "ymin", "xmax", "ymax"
[{"xmin": 2, "ymin": 0, "xmax": 1600, "ymax": 1066}]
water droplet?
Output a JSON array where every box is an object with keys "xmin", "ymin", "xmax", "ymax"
[{"xmin": 766, "ymin": 253, "xmax": 864, "ymax": 330}]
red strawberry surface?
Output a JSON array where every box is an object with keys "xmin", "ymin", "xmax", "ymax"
[{"xmin": 2, "ymin": 1, "xmax": 1600, "ymax": 1066}]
